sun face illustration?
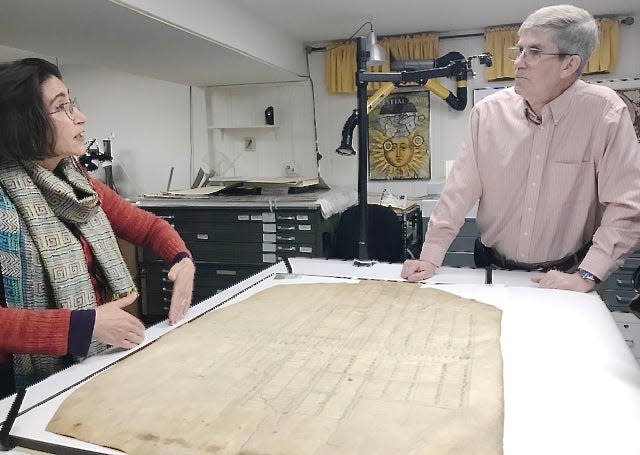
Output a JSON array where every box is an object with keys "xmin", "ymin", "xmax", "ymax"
[{"xmin": 369, "ymin": 128, "xmax": 429, "ymax": 179}]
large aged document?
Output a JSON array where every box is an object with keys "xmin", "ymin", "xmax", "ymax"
[{"xmin": 48, "ymin": 281, "xmax": 504, "ymax": 454}]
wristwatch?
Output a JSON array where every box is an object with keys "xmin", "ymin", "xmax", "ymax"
[{"xmin": 577, "ymin": 268, "xmax": 600, "ymax": 284}]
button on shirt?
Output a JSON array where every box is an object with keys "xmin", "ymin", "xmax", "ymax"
[{"xmin": 421, "ymin": 80, "xmax": 640, "ymax": 280}]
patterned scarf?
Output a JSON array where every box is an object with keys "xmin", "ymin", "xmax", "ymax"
[{"xmin": 0, "ymin": 157, "xmax": 136, "ymax": 389}]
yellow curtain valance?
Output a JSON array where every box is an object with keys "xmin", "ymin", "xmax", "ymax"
[
  {"xmin": 484, "ymin": 18, "xmax": 619, "ymax": 81},
  {"xmin": 585, "ymin": 18, "xmax": 619, "ymax": 74},
  {"xmin": 325, "ymin": 33, "xmax": 440, "ymax": 94},
  {"xmin": 483, "ymin": 26, "xmax": 518, "ymax": 81}
]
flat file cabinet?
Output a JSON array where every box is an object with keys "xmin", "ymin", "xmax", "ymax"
[
  {"xmin": 392, "ymin": 204, "xmax": 423, "ymax": 260},
  {"xmin": 137, "ymin": 200, "xmax": 339, "ymax": 323},
  {"xmin": 601, "ymin": 253, "xmax": 640, "ymax": 311},
  {"xmin": 420, "ymin": 218, "xmax": 478, "ymax": 268}
]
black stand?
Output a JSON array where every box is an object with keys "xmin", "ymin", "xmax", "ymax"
[
  {"xmin": 354, "ymin": 36, "xmax": 375, "ymax": 267},
  {"xmin": 352, "ymin": 41, "xmax": 482, "ymax": 266},
  {"xmin": 0, "ymin": 388, "xmax": 25, "ymax": 451},
  {"xmin": 485, "ymin": 266, "xmax": 493, "ymax": 285}
]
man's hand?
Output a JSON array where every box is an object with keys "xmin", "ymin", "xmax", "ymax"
[
  {"xmin": 167, "ymin": 257, "xmax": 195, "ymax": 325},
  {"xmin": 401, "ymin": 259, "xmax": 438, "ymax": 282},
  {"xmin": 93, "ymin": 293, "xmax": 145, "ymax": 349},
  {"xmin": 531, "ymin": 270, "xmax": 596, "ymax": 292}
]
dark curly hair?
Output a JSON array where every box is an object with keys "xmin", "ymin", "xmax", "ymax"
[{"xmin": 0, "ymin": 58, "xmax": 63, "ymax": 161}]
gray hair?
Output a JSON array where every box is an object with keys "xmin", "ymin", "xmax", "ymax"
[{"xmin": 519, "ymin": 4, "xmax": 598, "ymax": 76}]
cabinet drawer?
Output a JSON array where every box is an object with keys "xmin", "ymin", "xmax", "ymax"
[
  {"xmin": 449, "ymin": 236, "xmax": 476, "ymax": 253},
  {"xmin": 601, "ymin": 290, "xmax": 635, "ymax": 310},
  {"xmin": 194, "ymin": 263, "xmax": 263, "ymax": 287},
  {"xmin": 443, "ymin": 251, "xmax": 475, "ymax": 267},
  {"xmin": 141, "ymin": 262, "xmax": 265, "ymax": 316},
  {"xmin": 179, "ymin": 223, "xmax": 263, "ymax": 240},
  {"xmin": 271, "ymin": 230, "xmax": 316, "ymax": 244},
  {"xmin": 146, "ymin": 207, "xmax": 271, "ymax": 226},
  {"xmin": 619, "ymin": 255, "xmax": 640, "ymax": 271},
  {"xmin": 604, "ymin": 272, "xmax": 634, "ymax": 291},
  {"xmin": 275, "ymin": 211, "xmax": 320, "ymax": 224},
  {"xmin": 458, "ymin": 220, "xmax": 479, "ymax": 237}
]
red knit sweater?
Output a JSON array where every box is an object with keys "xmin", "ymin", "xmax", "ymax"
[{"xmin": 0, "ymin": 177, "xmax": 190, "ymax": 364}]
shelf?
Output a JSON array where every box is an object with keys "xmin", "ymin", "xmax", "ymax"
[{"xmin": 208, "ymin": 125, "xmax": 280, "ymax": 130}]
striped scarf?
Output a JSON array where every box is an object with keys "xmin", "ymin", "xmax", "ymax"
[{"xmin": 0, "ymin": 157, "xmax": 136, "ymax": 389}]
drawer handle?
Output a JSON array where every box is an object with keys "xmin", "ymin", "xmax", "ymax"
[
  {"xmin": 276, "ymin": 236, "xmax": 296, "ymax": 241},
  {"xmin": 616, "ymin": 279, "xmax": 627, "ymax": 286},
  {"xmin": 277, "ymin": 226, "xmax": 296, "ymax": 231},
  {"xmin": 277, "ymin": 246, "xmax": 297, "ymax": 252},
  {"xmin": 159, "ymin": 215, "xmax": 175, "ymax": 220},
  {"xmin": 616, "ymin": 295, "xmax": 624, "ymax": 302},
  {"xmin": 277, "ymin": 215, "xmax": 296, "ymax": 220}
]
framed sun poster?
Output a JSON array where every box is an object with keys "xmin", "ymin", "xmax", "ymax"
[{"xmin": 368, "ymin": 90, "xmax": 430, "ymax": 180}]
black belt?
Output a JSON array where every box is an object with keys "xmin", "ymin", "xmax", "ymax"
[{"xmin": 474, "ymin": 238, "xmax": 591, "ymax": 272}]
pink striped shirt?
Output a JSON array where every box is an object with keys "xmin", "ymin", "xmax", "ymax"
[{"xmin": 421, "ymin": 80, "xmax": 640, "ymax": 280}]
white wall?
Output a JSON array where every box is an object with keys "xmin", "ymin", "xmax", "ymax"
[
  {"xmin": 206, "ymin": 82, "xmax": 317, "ymax": 179},
  {"xmin": 60, "ymin": 63, "xmax": 207, "ymax": 199},
  {"xmin": 2, "ymin": 44, "xmax": 209, "ymax": 199}
]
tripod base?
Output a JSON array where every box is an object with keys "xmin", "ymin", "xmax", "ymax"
[{"xmin": 353, "ymin": 258, "xmax": 376, "ymax": 267}]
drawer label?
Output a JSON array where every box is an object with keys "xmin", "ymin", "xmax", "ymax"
[
  {"xmin": 298, "ymin": 224, "xmax": 312, "ymax": 231},
  {"xmin": 299, "ymin": 246, "xmax": 313, "ymax": 254},
  {"xmin": 263, "ymin": 224, "xmax": 276, "ymax": 233},
  {"xmin": 237, "ymin": 215, "xmax": 250, "ymax": 221},
  {"xmin": 262, "ymin": 253, "xmax": 277, "ymax": 263},
  {"xmin": 263, "ymin": 234, "xmax": 276, "ymax": 242},
  {"xmin": 196, "ymin": 233, "xmax": 209, "ymax": 240},
  {"xmin": 251, "ymin": 215, "xmax": 263, "ymax": 221},
  {"xmin": 263, "ymin": 243, "xmax": 277, "ymax": 252},
  {"xmin": 296, "ymin": 214, "xmax": 309, "ymax": 221},
  {"xmin": 262, "ymin": 212, "xmax": 276, "ymax": 222}
]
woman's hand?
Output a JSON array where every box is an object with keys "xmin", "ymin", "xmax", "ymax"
[
  {"xmin": 167, "ymin": 257, "xmax": 195, "ymax": 325},
  {"xmin": 93, "ymin": 293, "xmax": 145, "ymax": 349}
]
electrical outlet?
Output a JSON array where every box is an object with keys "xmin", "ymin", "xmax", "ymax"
[{"xmin": 244, "ymin": 137, "xmax": 256, "ymax": 151}]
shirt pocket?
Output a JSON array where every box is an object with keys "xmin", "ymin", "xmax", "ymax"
[{"xmin": 546, "ymin": 161, "xmax": 594, "ymax": 200}]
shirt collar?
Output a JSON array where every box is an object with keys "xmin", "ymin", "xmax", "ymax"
[{"xmin": 523, "ymin": 79, "xmax": 581, "ymax": 126}]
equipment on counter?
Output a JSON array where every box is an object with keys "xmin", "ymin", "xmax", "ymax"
[{"xmin": 79, "ymin": 138, "xmax": 118, "ymax": 193}]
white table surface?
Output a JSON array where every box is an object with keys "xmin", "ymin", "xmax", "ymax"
[{"xmin": 2, "ymin": 259, "xmax": 639, "ymax": 455}]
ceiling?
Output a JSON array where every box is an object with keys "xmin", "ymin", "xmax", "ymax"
[
  {"xmin": 0, "ymin": 0, "xmax": 637, "ymax": 86},
  {"xmin": 236, "ymin": 0, "xmax": 639, "ymax": 42}
]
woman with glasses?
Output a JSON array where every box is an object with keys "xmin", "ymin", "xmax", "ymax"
[
  {"xmin": 403, "ymin": 4, "xmax": 640, "ymax": 291},
  {"xmin": 0, "ymin": 58, "xmax": 195, "ymax": 398}
]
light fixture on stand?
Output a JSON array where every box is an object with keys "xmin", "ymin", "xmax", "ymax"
[
  {"xmin": 337, "ymin": 28, "xmax": 492, "ymax": 266},
  {"xmin": 365, "ymin": 23, "xmax": 386, "ymax": 65},
  {"xmin": 344, "ymin": 21, "xmax": 387, "ymax": 67}
]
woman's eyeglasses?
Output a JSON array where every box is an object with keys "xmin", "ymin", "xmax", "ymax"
[
  {"xmin": 506, "ymin": 46, "xmax": 578, "ymax": 64},
  {"xmin": 48, "ymin": 97, "xmax": 80, "ymax": 120}
]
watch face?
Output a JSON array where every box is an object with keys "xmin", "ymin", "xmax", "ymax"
[{"xmin": 579, "ymin": 269, "xmax": 596, "ymax": 281}]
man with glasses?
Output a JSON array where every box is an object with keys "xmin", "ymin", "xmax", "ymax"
[{"xmin": 402, "ymin": 5, "xmax": 640, "ymax": 292}]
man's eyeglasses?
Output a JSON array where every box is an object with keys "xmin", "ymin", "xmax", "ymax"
[
  {"xmin": 48, "ymin": 97, "xmax": 80, "ymax": 120},
  {"xmin": 506, "ymin": 46, "xmax": 578, "ymax": 64}
]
